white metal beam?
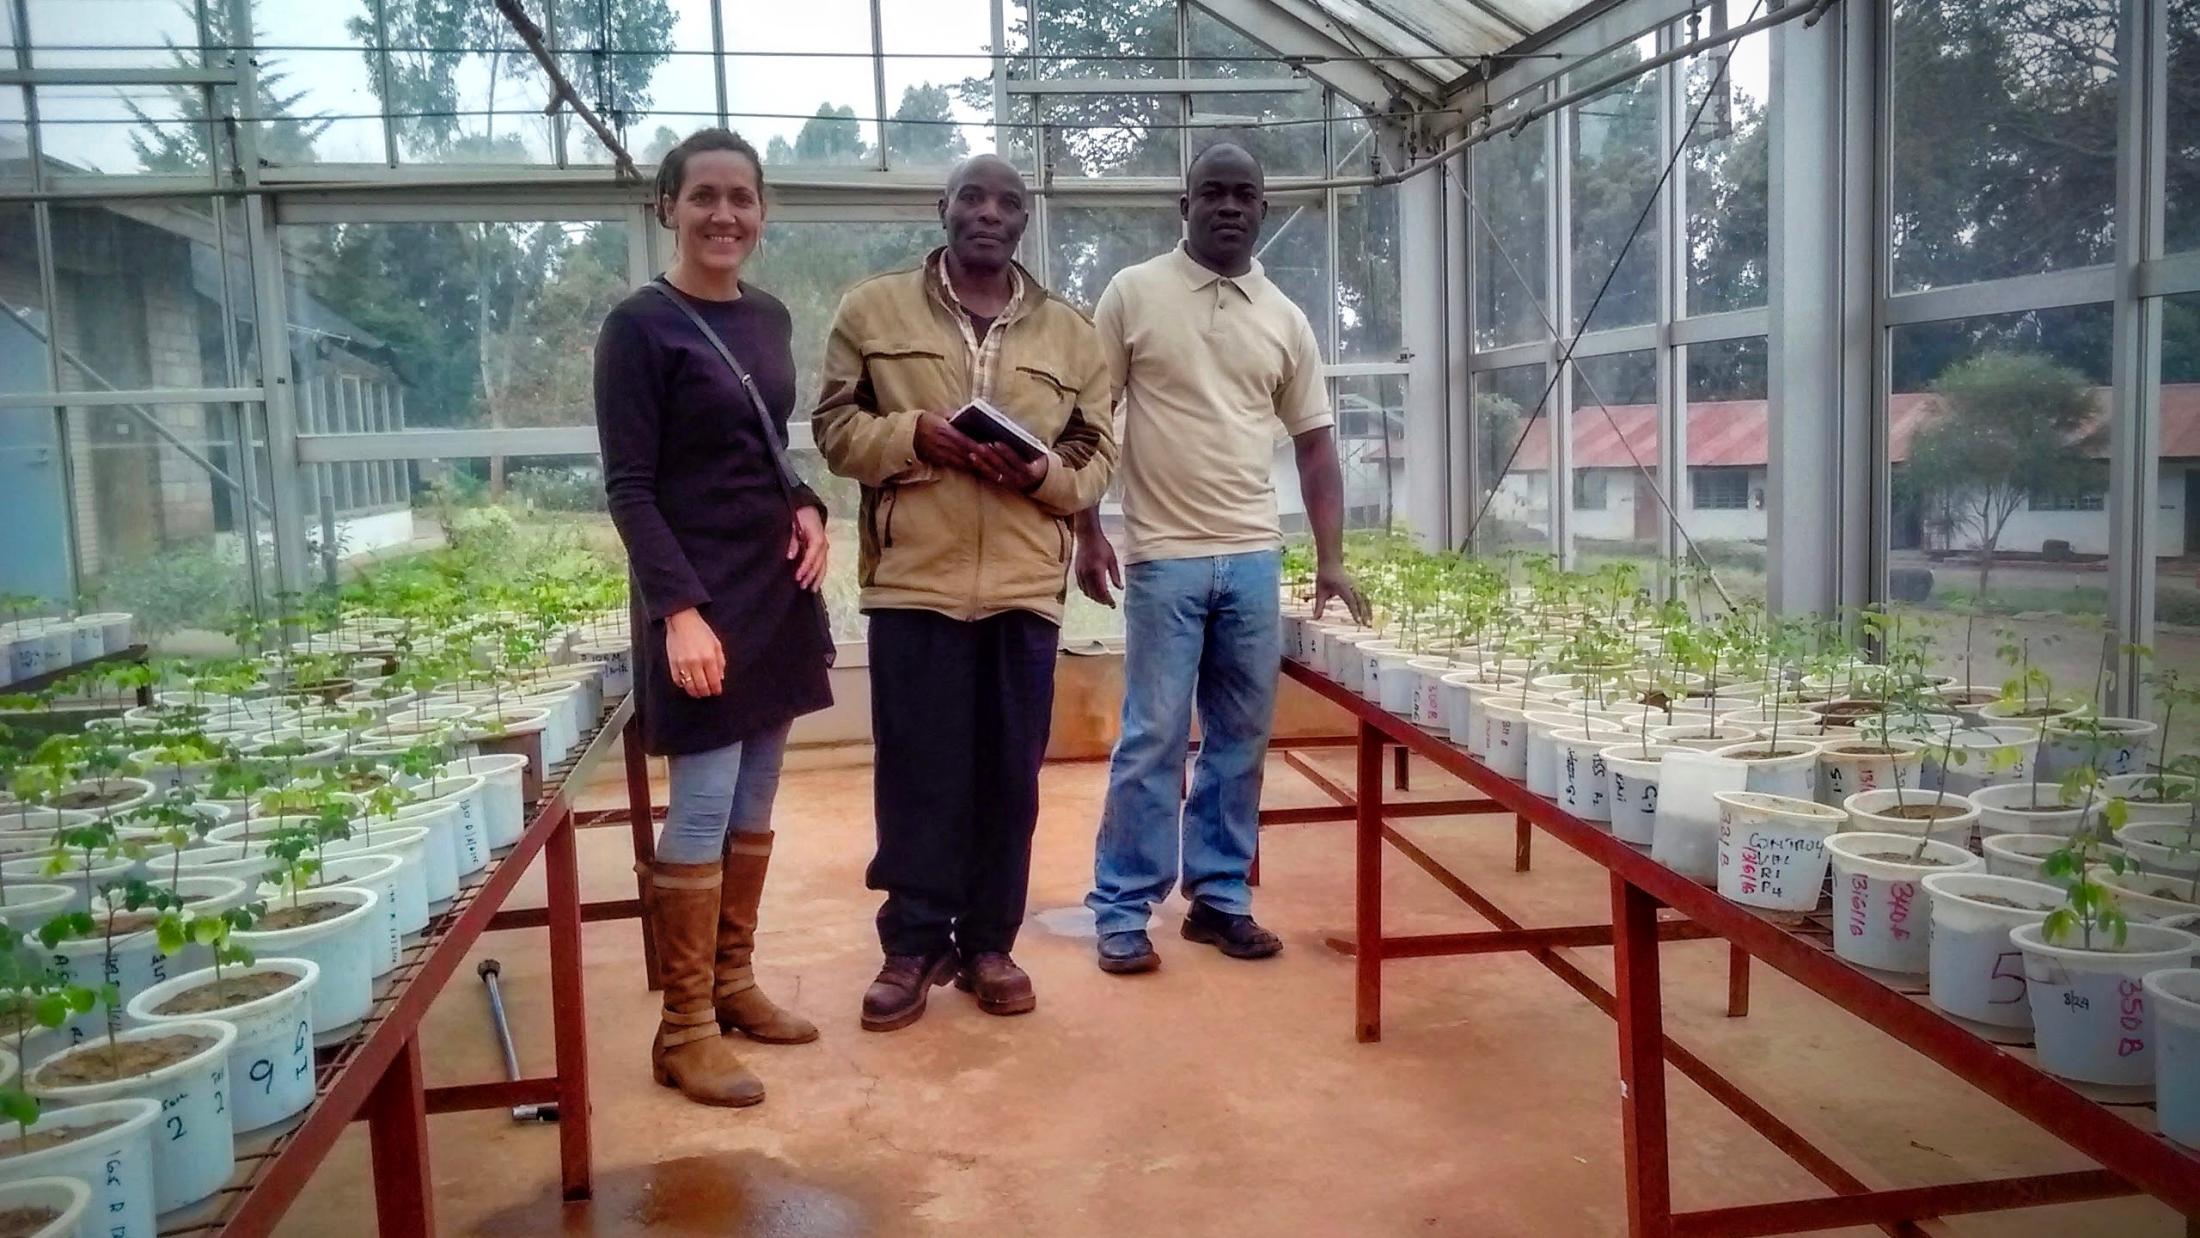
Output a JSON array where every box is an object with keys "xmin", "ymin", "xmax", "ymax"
[
  {"xmin": 1400, "ymin": 139, "xmax": 1447, "ymax": 548},
  {"xmin": 1187, "ymin": 0, "xmax": 1439, "ymax": 110}
]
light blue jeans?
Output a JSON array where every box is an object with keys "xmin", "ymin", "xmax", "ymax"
[
  {"xmin": 1087, "ymin": 550, "xmax": 1281, "ymax": 936},
  {"xmin": 658, "ymin": 721, "xmax": 793, "ymax": 864}
]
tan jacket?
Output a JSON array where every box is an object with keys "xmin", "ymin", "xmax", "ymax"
[{"xmin": 814, "ymin": 251, "xmax": 1116, "ymax": 623}]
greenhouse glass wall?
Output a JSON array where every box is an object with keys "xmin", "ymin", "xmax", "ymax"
[{"xmin": 2, "ymin": 0, "xmax": 2198, "ymax": 721}]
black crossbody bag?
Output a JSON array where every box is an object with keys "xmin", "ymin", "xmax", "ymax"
[{"xmin": 647, "ymin": 280, "xmax": 836, "ymax": 668}]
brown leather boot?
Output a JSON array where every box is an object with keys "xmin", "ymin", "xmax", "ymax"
[
  {"xmin": 642, "ymin": 861, "xmax": 765, "ymax": 1107},
  {"xmin": 861, "ymin": 949, "xmax": 958, "ymax": 1032},
  {"xmin": 955, "ymin": 951, "xmax": 1037, "ymax": 1016},
  {"xmin": 715, "ymin": 831, "xmax": 818, "ymax": 1044}
]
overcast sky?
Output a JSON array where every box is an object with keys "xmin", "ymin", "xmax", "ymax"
[{"xmin": 17, "ymin": 0, "xmax": 1766, "ymax": 176}]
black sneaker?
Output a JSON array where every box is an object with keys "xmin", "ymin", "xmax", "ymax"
[
  {"xmin": 1179, "ymin": 902, "xmax": 1282, "ymax": 959},
  {"xmin": 1097, "ymin": 929, "xmax": 1160, "ymax": 975}
]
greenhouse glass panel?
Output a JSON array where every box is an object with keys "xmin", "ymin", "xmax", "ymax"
[
  {"xmin": 1, "ymin": 88, "xmax": 26, "ymax": 191},
  {"xmin": 380, "ymin": 15, "xmax": 560, "ymax": 165},
  {"xmin": 1332, "ymin": 374, "xmax": 1406, "ymax": 534},
  {"xmin": 248, "ymin": 2, "xmax": 388, "ymax": 167},
  {"xmin": 1683, "ymin": 336, "xmax": 1767, "ymax": 605},
  {"xmin": 1474, "ymin": 363, "xmax": 1552, "ymax": 554},
  {"xmin": 1043, "ymin": 94, "xmax": 1179, "ymax": 178},
  {"xmin": 36, "ymin": 84, "xmax": 217, "ymax": 178},
  {"xmin": 722, "ymin": 0, "xmax": 876, "ymax": 169},
  {"xmin": 1888, "ymin": 0, "xmax": 2118, "ymax": 292},
  {"xmin": 280, "ymin": 219, "xmax": 629, "ymax": 436},
  {"xmin": 1887, "ymin": 303, "xmax": 2112, "ymax": 698},
  {"xmin": 1683, "ymin": 19, "xmax": 1768, "ymax": 315},
  {"xmin": 1567, "ymin": 350, "xmax": 1659, "ymax": 584},
  {"xmin": 47, "ymin": 198, "xmax": 256, "ymax": 393},
  {"xmin": 1336, "ymin": 183, "xmax": 1401, "ymax": 362},
  {"xmin": 25, "ymin": 0, "xmax": 204, "ymax": 69},
  {"xmin": 559, "ymin": 0, "xmax": 719, "ymax": 167},
  {"xmin": 2169, "ymin": 0, "xmax": 2200, "ymax": 254},
  {"xmin": 2154, "ymin": 292, "xmax": 2200, "ymax": 759},
  {"xmin": 1472, "ymin": 92, "xmax": 1549, "ymax": 350},
  {"xmin": 1045, "ymin": 203, "xmax": 1181, "ymax": 314},
  {"xmin": 1255, "ymin": 192, "xmax": 1332, "ymax": 359},
  {"xmin": 1186, "ymin": 11, "xmax": 1324, "ymax": 179},
  {"xmin": 879, "ymin": 0, "xmax": 1001, "ymax": 170},
  {"xmin": 745, "ymin": 218, "xmax": 954, "ymax": 416},
  {"xmin": 1027, "ymin": 0, "xmax": 1175, "ymax": 81},
  {"xmin": 1569, "ymin": 33, "xmax": 1659, "ymax": 333}
]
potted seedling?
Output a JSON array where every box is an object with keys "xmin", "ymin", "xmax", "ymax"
[
  {"xmin": 236, "ymin": 819, "xmax": 380, "ymax": 1040},
  {"xmin": 2038, "ymin": 639, "xmax": 2154, "ymax": 781}
]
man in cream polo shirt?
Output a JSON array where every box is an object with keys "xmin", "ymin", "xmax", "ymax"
[{"xmin": 1074, "ymin": 142, "xmax": 1369, "ymax": 975}]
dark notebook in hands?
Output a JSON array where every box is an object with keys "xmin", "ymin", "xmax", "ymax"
[{"xmin": 950, "ymin": 398, "xmax": 1049, "ymax": 464}]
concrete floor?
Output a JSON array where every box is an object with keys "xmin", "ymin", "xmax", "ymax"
[{"xmin": 273, "ymin": 747, "xmax": 2187, "ymax": 1237}]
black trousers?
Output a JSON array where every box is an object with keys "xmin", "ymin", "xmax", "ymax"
[{"xmin": 867, "ymin": 608, "xmax": 1058, "ymax": 958}]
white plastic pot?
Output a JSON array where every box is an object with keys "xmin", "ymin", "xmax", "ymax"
[
  {"xmin": 319, "ymin": 823, "xmax": 432, "ymax": 936},
  {"xmin": 1923, "ymin": 727, "xmax": 2038, "ymax": 796},
  {"xmin": 231, "ymin": 886, "xmax": 379, "ymax": 1043},
  {"xmin": 440, "ymin": 754, "xmax": 526, "ymax": 849},
  {"xmin": 2012, "ymin": 921, "xmax": 2199, "ymax": 1087},
  {"xmin": 1814, "ymin": 739, "xmax": 1922, "ymax": 807},
  {"xmin": 2142, "ymin": 967, "xmax": 2200, "ymax": 1149},
  {"xmin": 127, "ymin": 959, "xmax": 318, "ymax": 1135},
  {"xmin": 27, "ymin": 1020, "xmax": 238, "ymax": 1215},
  {"xmin": 1976, "ymin": 698, "xmax": 2086, "ymax": 725},
  {"xmin": 7, "ymin": 854, "xmax": 141, "ymax": 913},
  {"xmin": 1325, "ymin": 628, "xmax": 1381, "ymax": 693},
  {"xmin": 1980, "ymin": 833, "xmax": 2124, "ymax": 886},
  {"xmin": 2037, "ymin": 717, "xmax": 2155, "ymax": 782},
  {"xmin": 520, "ymin": 687, "xmax": 583, "ymax": 763},
  {"xmin": 307, "ymin": 853, "xmax": 408, "ymax": 976},
  {"xmin": 0, "ymin": 1099, "xmax": 159, "ymax": 1238},
  {"xmin": 401, "ymin": 772, "xmax": 489, "ymax": 876},
  {"xmin": 0, "ymin": 807, "xmax": 92, "ymax": 836},
  {"xmin": 1711, "ymin": 740, "xmax": 1822, "ymax": 801},
  {"xmin": 1969, "ymin": 783, "xmax": 2096, "ymax": 839},
  {"xmin": 1527, "ymin": 713, "xmax": 1622, "ymax": 801},
  {"xmin": 1366, "ymin": 643, "xmax": 1416, "ymax": 712},
  {"xmin": 571, "ymin": 639, "xmax": 632, "ymax": 695},
  {"xmin": 2114, "ymin": 822, "xmax": 2200, "ymax": 882},
  {"xmin": 1840, "ymin": 788, "xmax": 1979, "ymax": 849},
  {"xmin": 1921, "ymin": 872, "xmax": 2063, "ymax": 1029},
  {"xmin": 1602, "ymin": 744, "xmax": 1686, "ymax": 846},
  {"xmin": 1715, "ymin": 791, "xmax": 1844, "ymax": 912},
  {"xmin": 1405, "ymin": 658, "xmax": 1454, "ymax": 728},
  {"xmin": 2104, "ymin": 773, "xmax": 2200, "ymax": 826},
  {"xmin": 0, "ymin": 1175, "xmax": 90, "ymax": 1238},
  {"xmin": 1478, "ymin": 695, "xmax": 1538, "ymax": 779},
  {"xmin": 50, "ymin": 778, "xmax": 157, "ymax": 818},
  {"xmin": 79, "ymin": 611, "xmax": 134, "ymax": 654},
  {"xmin": 1653, "ymin": 752, "xmax": 1748, "ymax": 884},
  {"xmin": 0, "ymin": 884, "xmax": 74, "ymax": 933},
  {"xmin": 164, "ymin": 841, "xmax": 281, "ymax": 888},
  {"xmin": 1552, "ymin": 729, "xmax": 1614, "ymax": 822},
  {"xmin": 1651, "ymin": 723, "xmax": 1759, "ymax": 753},
  {"xmin": 1824, "ymin": 833, "xmax": 1981, "ymax": 974},
  {"xmin": 2096, "ymin": 872, "xmax": 2199, "ymax": 923},
  {"xmin": 1440, "ymin": 672, "xmax": 1521, "ymax": 753}
]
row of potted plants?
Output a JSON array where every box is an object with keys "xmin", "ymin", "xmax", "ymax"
[
  {"xmin": 0, "ymin": 594, "xmax": 136, "ymax": 690},
  {"xmin": 0, "ymin": 531, "xmax": 630, "ymax": 1234},
  {"xmin": 1281, "ymin": 539, "xmax": 2198, "ymax": 1146}
]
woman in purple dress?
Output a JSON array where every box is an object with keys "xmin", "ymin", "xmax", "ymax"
[{"xmin": 593, "ymin": 128, "xmax": 833, "ymax": 1108}]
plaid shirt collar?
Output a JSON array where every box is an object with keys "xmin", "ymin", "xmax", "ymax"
[{"xmin": 927, "ymin": 246, "xmax": 1031, "ymax": 401}]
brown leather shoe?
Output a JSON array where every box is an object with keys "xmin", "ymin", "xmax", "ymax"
[
  {"xmin": 861, "ymin": 950, "xmax": 957, "ymax": 1032},
  {"xmin": 954, "ymin": 951, "xmax": 1037, "ymax": 1017},
  {"xmin": 715, "ymin": 831, "xmax": 819, "ymax": 1044}
]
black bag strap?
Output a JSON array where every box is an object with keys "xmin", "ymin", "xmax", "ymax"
[{"xmin": 645, "ymin": 280, "xmax": 807, "ymax": 503}]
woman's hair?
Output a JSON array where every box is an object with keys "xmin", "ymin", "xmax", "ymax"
[{"xmin": 653, "ymin": 127, "xmax": 764, "ymax": 226}]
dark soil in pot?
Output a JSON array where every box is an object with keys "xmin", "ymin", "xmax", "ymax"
[
  {"xmin": 152, "ymin": 970, "xmax": 298, "ymax": 1016},
  {"xmin": 255, "ymin": 900, "xmax": 350, "ymax": 932},
  {"xmin": 0, "ymin": 1117, "xmax": 123, "ymax": 1159},
  {"xmin": 1729, "ymin": 748, "xmax": 1806, "ymax": 761},
  {"xmin": 1831, "ymin": 744, "xmax": 1903, "ymax": 756},
  {"xmin": 1875, "ymin": 803, "xmax": 1967, "ymax": 820},
  {"xmin": 34, "ymin": 1032, "xmax": 216, "ymax": 1087},
  {"xmin": 0, "ymin": 1207, "xmax": 60, "ymax": 1238},
  {"xmin": 1858, "ymin": 851, "xmax": 1958, "ymax": 867},
  {"xmin": 2003, "ymin": 803, "xmax": 2078, "ymax": 814},
  {"xmin": 52, "ymin": 787, "xmax": 134, "ymax": 811},
  {"xmin": 1966, "ymin": 894, "xmax": 2036, "ymax": 910},
  {"xmin": 1815, "ymin": 700, "xmax": 1884, "ymax": 721}
]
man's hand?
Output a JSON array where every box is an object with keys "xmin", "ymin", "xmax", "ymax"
[
  {"xmin": 1311, "ymin": 561, "xmax": 1370, "ymax": 625},
  {"xmin": 969, "ymin": 442, "xmax": 1050, "ymax": 494},
  {"xmin": 1075, "ymin": 525, "xmax": 1124, "ymax": 608},
  {"xmin": 664, "ymin": 608, "xmax": 724, "ymax": 697},
  {"xmin": 788, "ymin": 505, "xmax": 828, "ymax": 591},
  {"xmin": 913, "ymin": 411, "xmax": 982, "ymax": 472}
]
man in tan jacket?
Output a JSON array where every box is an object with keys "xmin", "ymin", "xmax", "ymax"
[{"xmin": 816, "ymin": 154, "xmax": 1115, "ymax": 1032}]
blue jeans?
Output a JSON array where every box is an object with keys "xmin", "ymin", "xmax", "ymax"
[
  {"xmin": 1087, "ymin": 550, "xmax": 1281, "ymax": 936},
  {"xmin": 657, "ymin": 721, "xmax": 793, "ymax": 865}
]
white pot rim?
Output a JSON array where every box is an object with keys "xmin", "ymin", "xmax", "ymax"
[
  {"xmin": 1711, "ymin": 740, "xmax": 1822, "ymax": 764},
  {"xmin": 2140, "ymin": 967, "xmax": 2200, "ymax": 1016},
  {"xmin": 1600, "ymin": 744, "xmax": 1689, "ymax": 772},
  {"xmin": 1843, "ymin": 788, "xmax": 1980, "ymax": 822},
  {"xmin": 0, "ymin": 1098, "xmax": 159, "ymax": 1173},
  {"xmin": 2009, "ymin": 919, "xmax": 2199, "ymax": 963},
  {"xmin": 0, "ymin": 884, "xmax": 75, "ymax": 915},
  {"xmin": 1714, "ymin": 790, "xmax": 1845, "ymax": 825},
  {"xmin": 1815, "ymin": 738, "xmax": 1925, "ymax": 759},
  {"xmin": 1825, "ymin": 831, "xmax": 1982, "ymax": 875},
  {"xmin": 1967, "ymin": 783, "xmax": 2091, "ymax": 812},
  {"xmin": 1920, "ymin": 871, "xmax": 2064, "ymax": 913},
  {"xmin": 27, "ymin": 1018, "xmax": 239, "ymax": 1100},
  {"xmin": 126, "ymin": 958, "xmax": 319, "ymax": 1024},
  {"xmin": 231, "ymin": 886, "xmax": 379, "ymax": 945},
  {"xmin": 439, "ymin": 753, "xmax": 525, "ymax": 777}
]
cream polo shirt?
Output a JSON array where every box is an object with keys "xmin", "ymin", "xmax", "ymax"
[{"xmin": 1093, "ymin": 244, "xmax": 1333, "ymax": 566}]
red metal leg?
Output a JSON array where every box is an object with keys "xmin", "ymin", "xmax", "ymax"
[
  {"xmin": 546, "ymin": 804, "xmax": 594, "ymax": 1202},
  {"xmin": 1727, "ymin": 945, "xmax": 1751, "ymax": 1019},
  {"xmin": 623, "ymin": 718, "xmax": 661, "ymax": 993},
  {"xmin": 1515, "ymin": 814, "xmax": 1532, "ymax": 872},
  {"xmin": 1393, "ymin": 743, "xmax": 1409, "ymax": 791},
  {"xmin": 1355, "ymin": 719, "xmax": 1384, "ymax": 1044},
  {"xmin": 366, "ymin": 1034, "xmax": 434, "ymax": 1236},
  {"xmin": 1613, "ymin": 875, "xmax": 1673, "ymax": 1238}
]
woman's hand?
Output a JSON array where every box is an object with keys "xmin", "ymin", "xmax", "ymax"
[
  {"xmin": 789, "ymin": 506, "xmax": 829, "ymax": 591},
  {"xmin": 664, "ymin": 608, "xmax": 724, "ymax": 697}
]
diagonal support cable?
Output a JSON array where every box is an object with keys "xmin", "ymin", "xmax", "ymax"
[
  {"xmin": 489, "ymin": 0, "xmax": 641, "ymax": 183},
  {"xmin": 1456, "ymin": 0, "xmax": 1768, "ymax": 614}
]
